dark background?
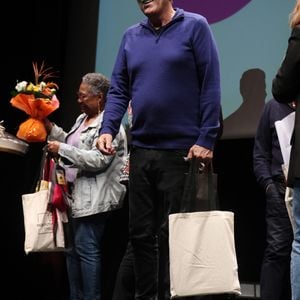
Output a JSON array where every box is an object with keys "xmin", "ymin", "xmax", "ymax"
[{"xmin": 0, "ymin": 1, "xmax": 265, "ymax": 299}]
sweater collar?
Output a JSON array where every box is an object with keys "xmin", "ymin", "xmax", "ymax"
[{"xmin": 140, "ymin": 8, "xmax": 184, "ymax": 29}]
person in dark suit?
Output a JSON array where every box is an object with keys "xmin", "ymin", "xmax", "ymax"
[
  {"xmin": 253, "ymin": 99, "xmax": 294, "ymax": 300},
  {"xmin": 272, "ymin": 1, "xmax": 300, "ymax": 298}
]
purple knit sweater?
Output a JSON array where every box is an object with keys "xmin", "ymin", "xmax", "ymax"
[{"xmin": 100, "ymin": 8, "xmax": 221, "ymax": 150}]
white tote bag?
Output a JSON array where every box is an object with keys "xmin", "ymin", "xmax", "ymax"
[
  {"xmin": 169, "ymin": 210, "xmax": 241, "ymax": 298},
  {"xmin": 285, "ymin": 187, "xmax": 295, "ymax": 232},
  {"xmin": 168, "ymin": 160, "xmax": 241, "ymax": 298},
  {"xmin": 22, "ymin": 189, "xmax": 69, "ymax": 254}
]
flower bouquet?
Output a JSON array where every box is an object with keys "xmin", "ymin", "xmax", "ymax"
[{"xmin": 10, "ymin": 62, "xmax": 60, "ymax": 142}]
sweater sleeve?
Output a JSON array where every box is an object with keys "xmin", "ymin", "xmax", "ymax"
[
  {"xmin": 99, "ymin": 34, "xmax": 131, "ymax": 138},
  {"xmin": 192, "ymin": 17, "xmax": 221, "ymax": 149}
]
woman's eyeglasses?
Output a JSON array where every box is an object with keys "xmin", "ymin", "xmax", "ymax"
[
  {"xmin": 77, "ymin": 92, "xmax": 92, "ymax": 101},
  {"xmin": 137, "ymin": 0, "xmax": 153, "ymax": 4}
]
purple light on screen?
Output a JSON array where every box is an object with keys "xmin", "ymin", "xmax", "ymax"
[{"xmin": 173, "ymin": 0, "xmax": 252, "ymax": 24}]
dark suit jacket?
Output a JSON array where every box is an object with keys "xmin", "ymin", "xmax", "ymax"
[{"xmin": 272, "ymin": 24, "xmax": 300, "ymax": 187}]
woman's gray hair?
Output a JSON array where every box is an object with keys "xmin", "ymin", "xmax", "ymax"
[{"xmin": 82, "ymin": 73, "xmax": 110, "ymax": 100}]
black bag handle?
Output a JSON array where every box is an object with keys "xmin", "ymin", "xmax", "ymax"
[
  {"xmin": 35, "ymin": 146, "xmax": 59, "ymax": 200},
  {"xmin": 180, "ymin": 158, "xmax": 219, "ymax": 213},
  {"xmin": 30, "ymin": 145, "xmax": 48, "ymax": 192}
]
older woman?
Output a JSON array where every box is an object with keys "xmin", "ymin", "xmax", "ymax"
[{"xmin": 44, "ymin": 72, "xmax": 127, "ymax": 300}]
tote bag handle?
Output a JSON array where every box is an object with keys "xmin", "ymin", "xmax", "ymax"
[{"xmin": 180, "ymin": 158, "xmax": 219, "ymax": 213}]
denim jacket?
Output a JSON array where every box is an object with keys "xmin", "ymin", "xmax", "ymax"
[{"xmin": 48, "ymin": 112, "xmax": 127, "ymax": 218}]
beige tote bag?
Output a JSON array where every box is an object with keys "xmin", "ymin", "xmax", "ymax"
[
  {"xmin": 22, "ymin": 146, "xmax": 71, "ymax": 254},
  {"xmin": 169, "ymin": 210, "xmax": 241, "ymax": 298},
  {"xmin": 22, "ymin": 189, "xmax": 69, "ymax": 254}
]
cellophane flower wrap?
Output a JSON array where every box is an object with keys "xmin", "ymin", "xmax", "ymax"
[{"xmin": 10, "ymin": 62, "xmax": 60, "ymax": 142}]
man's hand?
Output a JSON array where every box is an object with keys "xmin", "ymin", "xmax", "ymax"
[
  {"xmin": 187, "ymin": 145, "xmax": 213, "ymax": 163},
  {"xmin": 96, "ymin": 133, "xmax": 116, "ymax": 155}
]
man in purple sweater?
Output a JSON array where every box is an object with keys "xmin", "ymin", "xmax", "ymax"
[{"xmin": 97, "ymin": 0, "xmax": 221, "ymax": 299}]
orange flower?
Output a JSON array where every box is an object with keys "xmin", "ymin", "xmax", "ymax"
[{"xmin": 10, "ymin": 62, "xmax": 60, "ymax": 142}]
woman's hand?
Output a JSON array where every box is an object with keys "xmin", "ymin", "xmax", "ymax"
[{"xmin": 47, "ymin": 140, "xmax": 60, "ymax": 154}]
